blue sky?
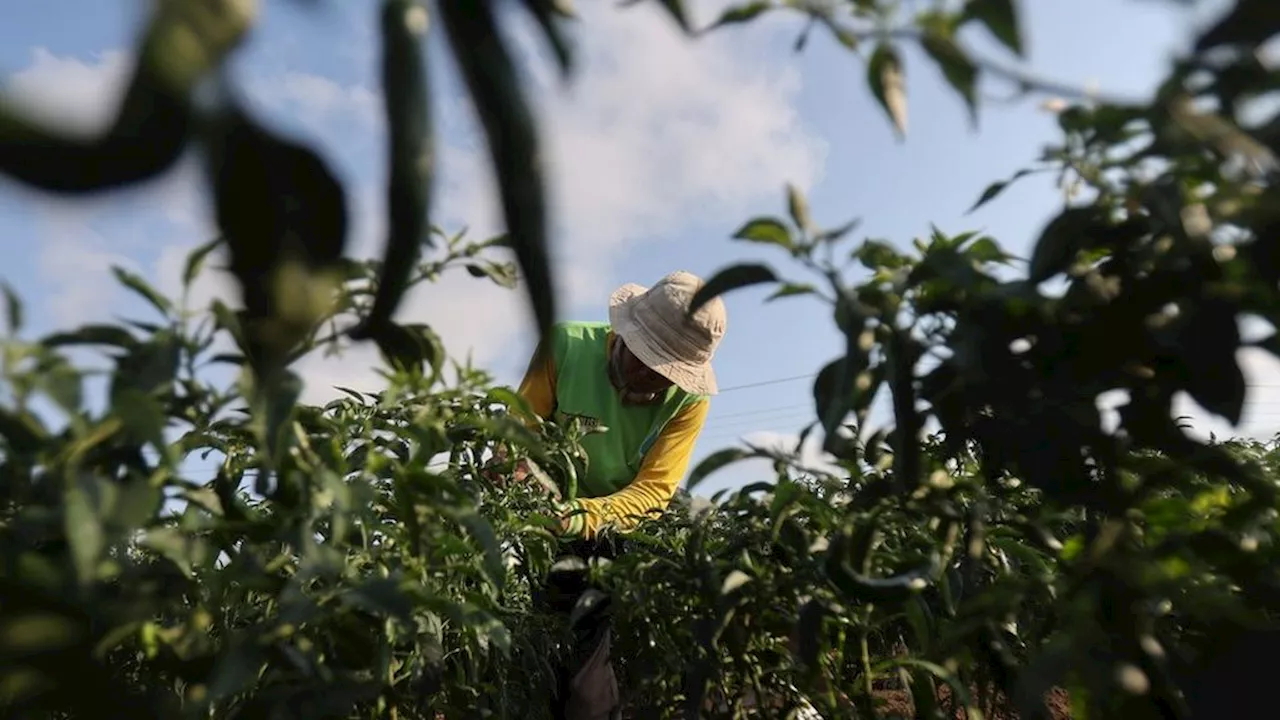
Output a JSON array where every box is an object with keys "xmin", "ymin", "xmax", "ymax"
[{"xmin": 3, "ymin": 0, "xmax": 1277, "ymax": 498}]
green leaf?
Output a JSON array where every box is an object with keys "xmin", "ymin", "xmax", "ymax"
[
  {"xmin": 261, "ymin": 369, "xmax": 304, "ymax": 468},
  {"xmin": 855, "ymin": 239, "xmax": 907, "ymax": 271},
  {"xmin": 965, "ymin": 236, "xmax": 1013, "ymax": 264},
  {"xmin": 655, "ymin": 0, "xmax": 693, "ymax": 33},
  {"xmin": 373, "ymin": 322, "xmax": 442, "ymax": 377},
  {"xmin": 867, "ymin": 43, "xmax": 907, "ymax": 138},
  {"xmin": 0, "ymin": 408, "xmax": 48, "ymax": 455},
  {"xmin": 183, "ymin": 237, "xmax": 223, "ymax": 288},
  {"xmin": 876, "ymin": 658, "xmax": 979, "ymax": 712},
  {"xmin": 206, "ymin": 642, "xmax": 267, "ymax": 704},
  {"xmin": 64, "ymin": 473, "xmax": 106, "ymax": 585},
  {"xmin": 465, "ymin": 415, "xmax": 547, "ymax": 460},
  {"xmin": 966, "ymin": 168, "xmax": 1035, "ymax": 214},
  {"xmin": 2, "ymin": 282, "xmax": 21, "ymax": 334},
  {"xmin": 487, "ymin": 385, "xmax": 536, "ymax": 421},
  {"xmin": 110, "ymin": 331, "xmax": 181, "ymax": 399},
  {"xmin": 112, "ymin": 388, "xmax": 168, "ymax": 451},
  {"xmin": 686, "ymin": 447, "xmax": 756, "ymax": 491},
  {"xmin": 766, "ymin": 282, "xmax": 818, "ymax": 302},
  {"xmin": 465, "ymin": 261, "xmax": 519, "ymax": 289},
  {"xmin": 921, "ymin": 31, "xmax": 980, "ymax": 126},
  {"xmin": 962, "ymin": 0, "xmax": 1023, "ymax": 56},
  {"xmin": 38, "ymin": 356, "xmax": 83, "ymax": 413},
  {"xmin": 457, "ymin": 510, "xmax": 506, "ymax": 591},
  {"xmin": 42, "ymin": 324, "xmax": 139, "ymax": 350},
  {"xmin": 688, "ymin": 263, "xmax": 778, "ymax": 314},
  {"xmin": 111, "ymin": 266, "xmax": 173, "ymax": 318},
  {"xmin": 814, "ymin": 218, "xmax": 862, "ymax": 244},
  {"xmin": 140, "ymin": 527, "xmax": 211, "ymax": 576},
  {"xmin": 704, "ymin": 0, "xmax": 772, "ymax": 31},
  {"xmin": 731, "ymin": 217, "xmax": 794, "ymax": 248}
]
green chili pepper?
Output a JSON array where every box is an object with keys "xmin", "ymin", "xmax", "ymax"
[
  {"xmin": 351, "ymin": 0, "xmax": 435, "ymax": 342},
  {"xmin": 438, "ymin": 0, "xmax": 557, "ymax": 348}
]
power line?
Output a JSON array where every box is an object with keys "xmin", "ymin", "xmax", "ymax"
[{"xmin": 718, "ymin": 373, "xmax": 816, "ymax": 393}]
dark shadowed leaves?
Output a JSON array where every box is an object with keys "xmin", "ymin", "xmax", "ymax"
[
  {"xmin": 343, "ymin": 577, "xmax": 415, "ymax": 623},
  {"xmin": 796, "ymin": 597, "xmax": 829, "ymax": 669},
  {"xmin": 373, "ymin": 322, "xmax": 443, "ymax": 377},
  {"xmin": 688, "ymin": 263, "xmax": 778, "ymax": 314},
  {"xmin": 110, "ymin": 331, "xmax": 181, "ymax": 400},
  {"xmin": 1193, "ymin": 0, "xmax": 1280, "ymax": 52},
  {"xmin": 1178, "ymin": 300, "xmax": 1246, "ymax": 425},
  {"xmin": 1028, "ymin": 206, "xmax": 1105, "ymax": 282}
]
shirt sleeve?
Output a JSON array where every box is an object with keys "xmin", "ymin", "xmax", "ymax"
[
  {"xmin": 516, "ymin": 342, "xmax": 556, "ymax": 420},
  {"xmin": 563, "ymin": 397, "xmax": 710, "ymax": 537}
]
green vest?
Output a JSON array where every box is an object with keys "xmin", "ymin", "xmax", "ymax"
[{"xmin": 549, "ymin": 321, "xmax": 698, "ymax": 499}]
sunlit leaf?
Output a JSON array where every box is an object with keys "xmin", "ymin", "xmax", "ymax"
[{"xmin": 111, "ymin": 266, "xmax": 173, "ymax": 318}]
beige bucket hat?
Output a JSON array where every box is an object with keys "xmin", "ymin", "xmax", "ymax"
[{"xmin": 608, "ymin": 270, "xmax": 727, "ymax": 396}]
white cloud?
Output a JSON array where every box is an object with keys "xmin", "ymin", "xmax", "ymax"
[
  {"xmin": 36, "ymin": 215, "xmax": 137, "ymax": 328},
  {"xmin": 3, "ymin": 47, "xmax": 132, "ymax": 137}
]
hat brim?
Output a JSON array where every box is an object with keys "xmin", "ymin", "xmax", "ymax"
[{"xmin": 609, "ymin": 283, "xmax": 718, "ymax": 396}]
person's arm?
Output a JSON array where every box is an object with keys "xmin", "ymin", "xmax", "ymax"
[{"xmin": 561, "ymin": 398, "xmax": 710, "ymax": 537}]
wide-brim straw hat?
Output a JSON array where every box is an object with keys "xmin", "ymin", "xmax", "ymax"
[{"xmin": 608, "ymin": 270, "xmax": 727, "ymax": 396}]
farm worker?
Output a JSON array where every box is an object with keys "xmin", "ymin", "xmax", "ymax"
[{"xmin": 513, "ymin": 269, "xmax": 727, "ymax": 720}]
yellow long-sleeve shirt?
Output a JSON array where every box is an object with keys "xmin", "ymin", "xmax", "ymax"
[{"xmin": 517, "ymin": 332, "xmax": 708, "ymax": 538}]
